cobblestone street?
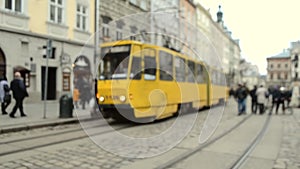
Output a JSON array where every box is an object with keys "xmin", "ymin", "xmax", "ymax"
[{"xmin": 0, "ymin": 99, "xmax": 299, "ymax": 169}]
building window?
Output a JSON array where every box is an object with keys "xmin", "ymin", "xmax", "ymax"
[
  {"xmin": 278, "ymin": 73, "xmax": 281, "ymax": 80},
  {"xmin": 270, "ymin": 73, "xmax": 273, "ymax": 80},
  {"xmin": 116, "ymin": 31, "xmax": 122, "ymax": 40},
  {"xmin": 101, "ymin": 15, "xmax": 112, "ymax": 40},
  {"xmin": 76, "ymin": 4, "xmax": 88, "ymax": 31},
  {"xmin": 50, "ymin": 0, "xmax": 64, "ymax": 24},
  {"xmin": 130, "ymin": 26, "xmax": 137, "ymax": 40},
  {"xmin": 5, "ymin": 0, "xmax": 22, "ymax": 12},
  {"xmin": 277, "ymin": 64, "xmax": 281, "ymax": 68},
  {"xmin": 285, "ymin": 64, "xmax": 288, "ymax": 68},
  {"xmin": 102, "ymin": 25, "xmax": 109, "ymax": 38},
  {"xmin": 270, "ymin": 64, "xmax": 273, "ymax": 69},
  {"xmin": 116, "ymin": 20, "xmax": 124, "ymax": 41},
  {"xmin": 285, "ymin": 73, "xmax": 288, "ymax": 80}
]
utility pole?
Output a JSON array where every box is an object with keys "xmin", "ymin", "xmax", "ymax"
[{"xmin": 43, "ymin": 39, "xmax": 52, "ymax": 119}]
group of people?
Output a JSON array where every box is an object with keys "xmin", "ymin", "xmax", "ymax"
[
  {"xmin": 73, "ymin": 76, "xmax": 92, "ymax": 110},
  {"xmin": 0, "ymin": 72, "xmax": 29, "ymax": 118},
  {"xmin": 232, "ymin": 83, "xmax": 292, "ymax": 115}
]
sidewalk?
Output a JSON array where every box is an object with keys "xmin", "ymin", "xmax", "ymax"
[{"xmin": 0, "ymin": 101, "xmax": 93, "ymax": 134}]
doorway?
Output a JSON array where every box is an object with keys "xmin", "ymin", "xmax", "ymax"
[
  {"xmin": 41, "ymin": 66, "xmax": 57, "ymax": 100},
  {"xmin": 0, "ymin": 48, "xmax": 6, "ymax": 78}
]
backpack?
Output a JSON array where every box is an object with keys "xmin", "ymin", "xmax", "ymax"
[{"xmin": 3, "ymin": 84, "xmax": 10, "ymax": 92}]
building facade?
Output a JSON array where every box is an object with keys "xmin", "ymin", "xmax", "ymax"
[
  {"xmin": 240, "ymin": 60, "xmax": 260, "ymax": 89},
  {"xmin": 0, "ymin": 0, "xmax": 95, "ymax": 102},
  {"xmin": 99, "ymin": 0, "xmax": 151, "ymax": 43},
  {"xmin": 194, "ymin": 3, "xmax": 241, "ymax": 86},
  {"xmin": 266, "ymin": 49, "xmax": 291, "ymax": 88}
]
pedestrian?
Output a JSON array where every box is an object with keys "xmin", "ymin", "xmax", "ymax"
[
  {"xmin": 256, "ymin": 84, "xmax": 268, "ymax": 115},
  {"xmin": 73, "ymin": 86, "xmax": 80, "ymax": 109},
  {"xmin": 234, "ymin": 83, "xmax": 249, "ymax": 115},
  {"xmin": 285, "ymin": 88, "xmax": 292, "ymax": 108},
  {"xmin": 9, "ymin": 72, "xmax": 29, "ymax": 118},
  {"xmin": 275, "ymin": 87, "xmax": 286, "ymax": 114},
  {"xmin": 270, "ymin": 85, "xmax": 280, "ymax": 115},
  {"xmin": 229, "ymin": 87, "xmax": 235, "ymax": 97},
  {"xmin": 0, "ymin": 76, "xmax": 11, "ymax": 115},
  {"xmin": 249, "ymin": 85, "xmax": 258, "ymax": 114}
]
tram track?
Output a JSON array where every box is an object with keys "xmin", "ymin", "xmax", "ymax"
[
  {"xmin": 0, "ymin": 119, "xmax": 135, "ymax": 157},
  {"xmin": 228, "ymin": 114, "xmax": 271, "ymax": 169},
  {"xmin": 156, "ymin": 105, "xmax": 293, "ymax": 169},
  {"xmin": 228, "ymin": 105, "xmax": 294, "ymax": 169},
  {"xmin": 155, "ymin": 114, "xmax": 254, "ymax": 169},
  {"xmin": 0, "ymin": 119, "xmax": 108, "ymax": 145}
]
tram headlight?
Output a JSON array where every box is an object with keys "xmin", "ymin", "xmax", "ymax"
[
  {"xmin": 119, "ymin": 95, "xmax": 126, "ymax": 102},
  {"xmin": 99, "ymin": 96, "xmax": 105, "ymax": 102}
]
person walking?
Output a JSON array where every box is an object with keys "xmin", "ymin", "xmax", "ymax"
[
  {"xmin": 0, "ymin": 76, "xmax": 11, "ymax": 115},
  {"xmin": 73, "ymin": 86, "xmax": 80, "ymax": 109},
  {"xmin": 250, "ymin": 85, "xmax": 258, "ymax": 114},
  {"xmin": 275, "ymin": 87, "xmax": 286, "ymax": 114},
  {"xmin": 9, "ymin": 72, "xmax": 29, "ymax": 118},
  {"xmin": 234, "ymin": 83, "xmax": 249, "ymax": 115},
  {"xmin": 256, "ymin": 84, "xmax": 268, "ymax": 115},
  {"xmin": 270, "ymin": 86, "xmax": 279, "ymax": 115}
]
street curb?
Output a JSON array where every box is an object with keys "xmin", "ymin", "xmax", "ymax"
[{"xmin": 0, "ymin": 117, "xmax": 93, "ymax": 134}]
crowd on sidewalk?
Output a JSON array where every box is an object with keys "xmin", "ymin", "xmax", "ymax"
[
  {"xmin": 0, "ymin": 72, "xmax": 29, "ymax": 118},
  {"xmin": 230, "ymin": 82, "xmax": 292, "ymax": 116}
]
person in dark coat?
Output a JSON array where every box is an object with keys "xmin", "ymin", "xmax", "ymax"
[
  {"xmin": 9, "ymin": 72, "xmax": 29, "ymax": 118},
  {"xmin": 234, "ymin": 83, "xmax": 249, "ymax": 115},
  {"xmin": 275, "ymin": 87, "xmax": 286, "ymax": 114},
  {"xmin": 249, "ymin": 85, "xmax": 258, "ymax": 114}
]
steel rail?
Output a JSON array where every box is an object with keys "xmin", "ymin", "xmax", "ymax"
[
  {"xmin": 0, "ymin": 123, "xmax": 134, "ymax": 157},
  {"xmin": 155, "ymin": 115, "xmax": 253, "ymax": 169},
  {"xmin": 229, "ymin": 114, "xmax": 271, "ymax": 169}
]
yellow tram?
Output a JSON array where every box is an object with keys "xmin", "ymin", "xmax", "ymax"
[{"xmin": 96, "ymin": 40, "xmax": 228, "ymax": 122}]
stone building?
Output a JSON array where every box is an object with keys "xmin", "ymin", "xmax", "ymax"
[
  {"xmin": 0, "ymin": 0, "xmax": 95, "ymax": 102},
  {"xmin": 240, "ymin": 60, "xmax": 260, "ymax": 89},
  {"xmin": 266, "ymin": 49, "xmax": 291, "ymax": 88},
  {"xmin": 99, "ymin": 0, "xmax": 151, "ymax": 43}
]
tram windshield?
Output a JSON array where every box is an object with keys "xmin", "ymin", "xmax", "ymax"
[{"xmin": 99, "ymin": 45, "xmax": 131, "ymax": 80}]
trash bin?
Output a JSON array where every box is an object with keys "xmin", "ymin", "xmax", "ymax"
[{"xmin": 59, "ymin": 94, "xmax": 73, "ymax": 118}]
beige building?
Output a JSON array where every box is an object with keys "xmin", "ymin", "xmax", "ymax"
[
  {"xmin": 266, "ymin": 49, "xmax": 291, "ymax": 88},
  {"xmin": 0, "ymin": 0, "xmax": 95, "ymax": 102}
]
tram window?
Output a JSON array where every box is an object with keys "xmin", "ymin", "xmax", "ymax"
[
  {"xmin": 99, "ymin": 45, "xmax": 131, "ymax": 80},
  {"xmin": 209, "ymin": 70, "xmax": 215, "ymax": 84},
  {"xmin": 220, "ymin": 72, "xmax": 226, "ymax": 85},
  {"xmin": 187, "ymin": 60, "xmax": 196, "ymax": 82},
  {"xmin": 130, "ymin": 57, "xmax": 142, "ymax": 79},
  {"xmin": 215, "ymin": 71, "xmax": 219, "ymax": 85},
  {"xmin": 144, "ymin": 56, "xmax": 156, "ymax": 80},
  {"xmin": 196, "ymin": 64, "xmax": 205, "ymax": 83},
  {"xmin": 175, "ymin": 56, "xmax": 185, "ymax": 82},
  {"xmin": 159, "ymin": 51, "xmax": 173, "ymax": 81}
]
